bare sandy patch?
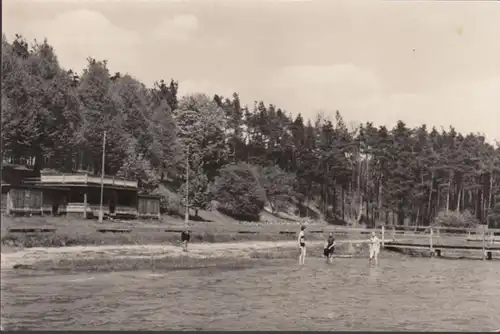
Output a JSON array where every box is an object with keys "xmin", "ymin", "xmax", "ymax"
[
  {"xmin": 1, "ymin": 239, "xmax": 371, "ymax": 270},
  {"xmin": 0, "ymin": 241, "xmax": 309, "ymax": 269}
]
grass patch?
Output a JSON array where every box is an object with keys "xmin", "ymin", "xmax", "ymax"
[
  {"xmin": 1, "ymin": 229, "xmax": 332, "ymax": 249},
  {"xmin": 0, "ymin": 215, "xmax": 341, "ymax": 248}
]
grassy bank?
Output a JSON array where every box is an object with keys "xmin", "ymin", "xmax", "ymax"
[
  {"xmin": 0, "ymin": 215, "xmax": 352, "ymax": 249},
  {"xmin": 1, "ymin": 229, "xmax": 306, "ymax": 248}
]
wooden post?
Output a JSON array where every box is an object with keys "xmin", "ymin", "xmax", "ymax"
[
  {"xmin": 392, "ymin": 226, "xmax": 396, "ymax": 241},
  {"xmin": 40, "ymin": 190, "xmax": 44, "ymax": 216},
  {"xmin": 381, "ymin": 226, "xmax": 385, "ymax": 248},
  {"xmin": 157, "ymin": 198, "xmax": 161, "ymax": 220},
  {"xmin": 429, "ymin": 227, "xmax": 434, "ymax": 256},
  {"xmin": 184, "ymin": 146, "xmax": 190, "ymax": 225},
  {"xmin": 99, "ymin": 131, "xmax": 106, "ymax": 223},
  {"xmin": 6, "ymin": 191, "xmax": 12, "ymax": 215},
  {"xmin": 83, "ymin": 192, "xmax": 87, "ymax": 219}
]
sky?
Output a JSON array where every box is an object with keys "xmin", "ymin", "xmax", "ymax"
[{"xmin": 3, "ymin": 0, "xmax": 499, "ymax": 143}]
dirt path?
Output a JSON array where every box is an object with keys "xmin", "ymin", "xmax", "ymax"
[{"xmin": 0, "ymin": 239, "xmax": 371, "ymax": 270}]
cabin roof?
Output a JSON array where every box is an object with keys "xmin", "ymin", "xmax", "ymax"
[
  {"xmin": 26, "ymin": 182, "xmax": 137, "ymax": 191},
  {"xmin": 1, "ymin": 183, "xmax": 71, "ymax": 191}
]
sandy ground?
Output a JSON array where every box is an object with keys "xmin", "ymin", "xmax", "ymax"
[{"xmin": 0, "ymin": 239, "xmax": 371, "ymax": 270}]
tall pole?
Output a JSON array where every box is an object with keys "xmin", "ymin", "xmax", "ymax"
[
  {"xmin": 184, "ymin": 145, "xmax": 189, "ymax": 225},
  {"xmin": 98, "ymin": 131, "xmax": 106, "ymax": 223},
  {"xmin": 482, "ymin": 224, "xmax": 486, "ymax": 260}
]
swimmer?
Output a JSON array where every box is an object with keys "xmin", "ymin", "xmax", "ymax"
[
  {"xmin": 324, "ymin": 232, "xmax": 336, "ymax": 263},
  {"xmin": 369, "ymin": 231, "xmax": 381, "ymax": 265},
  {"xmin": 181, "ymin": 230, "xmax": 191, "ymax": 252},
  {"xmin": 298, "ymin": 225, "xmax": 306, "ymax": 265}
]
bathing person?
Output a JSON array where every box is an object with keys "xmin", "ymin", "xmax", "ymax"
[
  {"xmin": 181, "ymin": 230, "xmax": 191, "ymax": 252},
  {"xmin": 369, "ymin": 231, "xmax": 381, "ymax": 265},
  {"xmin": 324, "ymin": 232, "xmax": 336, "ymax": 263},
  {"xmin": 298, "ymin": 225, "xmax": 306, "ymax": 265}
]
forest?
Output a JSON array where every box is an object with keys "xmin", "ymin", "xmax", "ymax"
[{"xmin": 2, "ymin": 35, "xmax": 500, "ymax": 228}]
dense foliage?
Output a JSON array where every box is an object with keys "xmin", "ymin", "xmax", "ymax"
[{"xmin": 2, "ymin": 35, "xmax": 499, "ymax": 227}]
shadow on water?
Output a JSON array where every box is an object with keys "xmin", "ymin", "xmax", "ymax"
[{"xmin": 2, "ymin": 256, "xmax": 500, "ymax": 331}]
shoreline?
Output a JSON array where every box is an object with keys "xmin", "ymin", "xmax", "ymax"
[{"xmin": 1, "ymin": 239, "xmax": 369, "ymax": 272}]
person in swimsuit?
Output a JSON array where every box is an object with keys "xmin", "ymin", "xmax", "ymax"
[
  {"xmin": 369, "ymin": 231, "xmax": 381, "ymax": 265},
  {"xmin": 181, "ymin": 230, "xmax": 191, "ymax": 252},
  {"xmin": 298, "ymin": 225, "xmax": 306, "ymax": 265},
  {"xmin": 324, "ymin": 232, "xmax": 336, "ymax": 263}
]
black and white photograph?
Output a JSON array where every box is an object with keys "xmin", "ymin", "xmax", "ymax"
[{"xmin": 1, "ymin": 0, "xmax": 499, "ymax": 331}]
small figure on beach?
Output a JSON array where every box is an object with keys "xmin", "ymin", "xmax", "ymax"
[
  {"xmin": 298, "ymin": 225, "xmax": 306, "ymax": 265},
  {"xmin": 369, "ymin": 231, "xmax": 380, "ymax": 265},
  {"xmin": 324, "ymin": 232, "xmax": 336, "ymax": 263},
  {"xmin": 181, "ymin": 230, "xmax": 191, "ymax": 252}
]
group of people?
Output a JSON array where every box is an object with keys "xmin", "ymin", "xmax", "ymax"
[
  {"xmin": 179, "ymin": 225, "xmax": 382, "ymax": 264},
  {"xmin": 298, "ymin": 225, "xmax": 381, "ymax": 265}
]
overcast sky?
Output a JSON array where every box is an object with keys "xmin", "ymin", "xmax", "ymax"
[{"xmin": 3, "ymin": 0, "xmax": 499, "ymax": 142}]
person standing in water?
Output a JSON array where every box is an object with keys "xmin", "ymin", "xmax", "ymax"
[
  {"xmin": 181, "ymin": 230, "xmax": 191, "ymax": 252},
  {"xmin": 369, "ymin": 231, "xmax": 381, "ymax": 265},
  {"xmin": 324, "ymin": 232, "xmax": 336, "ymax": 263},
  {"xmin": 298, "ymin": 225, "xmax": 306, "ymax": 265}
]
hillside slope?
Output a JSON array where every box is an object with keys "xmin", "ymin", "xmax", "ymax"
[{"xmin": 155, "ymin": 180, "xmax": 323, "ymax": 224}]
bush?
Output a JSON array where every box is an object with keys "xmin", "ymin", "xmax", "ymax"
[
  {"xmin": 211, "ymin": 163, "xmax": 266, "ymax": 221},
  {"xmin": 156, "ymin": 188, "xmax": 182, "ymax": 216},
  {"xmin": 432, "ymin": 210, "xmax": 479, "ymax": 229}
]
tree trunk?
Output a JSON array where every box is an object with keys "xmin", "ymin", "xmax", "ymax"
[
  {"xmin": 456, "ymin": 187, "xmax": 461, "ymax": 212},
  {"xmin": 356, "ymin": 152, "xmax": 361, "ymax": 226},
  {"xmin": 436, "ymin": 184, "xmax": 440, "ymax": 212},
  {"xmin": 427, "ymin": 171, "xmax": 434, "ymax": 225},
  {"xmin": 332, "ymin": 183, "xmax": 337, "ymax": 219},
  {"xmin": 378, "ymin": 177, "xmax": 383, "ymax": 221},
  {"xmin": 480, "ymin": 187, "xmax": 485, "ymax": 224},
  {"xmin": 33, "ymin": 152, "xmax": 44, "ymax": 176},
  {"xmin": 446, "ymin": 181, "xmax": 451, "ymax": 214},
  {"xmin": 348, "ymin": 181, "xmax": 352, "ymax": 220},
  {"xmin": 416, "ymin": 207, "xmax": 420, "ymax": 228},
  {"xmin": 487, "ymin": 171, "xmax": 493, "ymax": 225},
  {"xmin": 341, "ymin": 187, "xmax": 345, "ymax": 221}
]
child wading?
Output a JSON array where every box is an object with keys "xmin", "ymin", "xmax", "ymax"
[
  {"xmin": 298, "ymin": 225, "xmax": 306, "ymax": 265},
  {"xmin": 324, "ymin": 232, "xmax": 336, "ymax": 263},
  {"xmin": 181, "ymin": 230, "xmax": 191, "ymax": 252},
  {"xmin": 369, "ymin": 231, "xmax": 380, "ymax": 265}
]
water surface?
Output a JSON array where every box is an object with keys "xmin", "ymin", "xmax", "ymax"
[{"xmin": 2, "ymin": 256, "xmax": 499, "ymax": 331}]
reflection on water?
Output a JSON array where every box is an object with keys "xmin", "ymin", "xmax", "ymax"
[{"xmin": 1, "ymin": 256, "xmax": 499, "ymax": 331}]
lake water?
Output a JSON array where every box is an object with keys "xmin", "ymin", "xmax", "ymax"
[{"xmin": 2, "ymin": 256, "xmax": 499, "ymax": 331}]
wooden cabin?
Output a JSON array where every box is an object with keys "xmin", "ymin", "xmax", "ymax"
[
  {"xmin": 1, "ymin": 184, "xmax": 70, "ymax": 216},
  {"xmin": 20, "ymin": 172, "xmax": 161, "ymax": 220},
  {"xmin": 1, "ymin": 162, "xmax": 161, "ymax": 220}
]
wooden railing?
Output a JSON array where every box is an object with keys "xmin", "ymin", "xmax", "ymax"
[{"xmin": 40, "ymin": 174, "xmax": 138, "ymax": 188}]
